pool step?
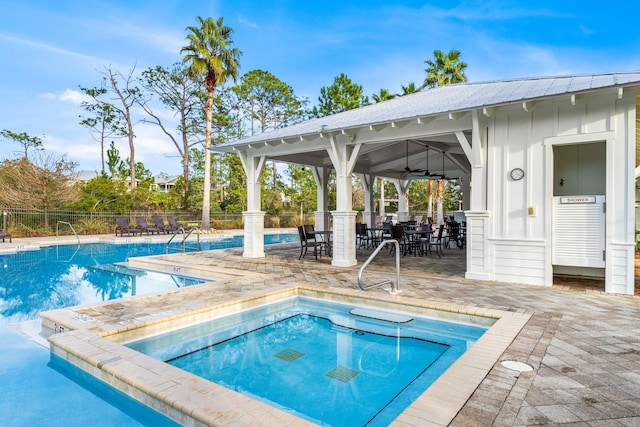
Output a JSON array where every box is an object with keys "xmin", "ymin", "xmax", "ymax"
[
  {"xmin": 350, "ymin": 307, "xmax": 413, "ymax": 324},
  {"xmin": 88, "ymin": 263, "xmax": 146, "ymax": 277}
]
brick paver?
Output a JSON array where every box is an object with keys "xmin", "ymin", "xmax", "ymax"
[
  {"xmin": 12, "ymin": 233, "xmax": 640, "ymax": 426},
  {"xmin": 164, "ymin": 243, "xmax": 640, "ymax": 426}
]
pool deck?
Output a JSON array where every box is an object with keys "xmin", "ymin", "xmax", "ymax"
[{"xmin": 7, "ymin": 232, "xmax": 640, "ymax": 426}]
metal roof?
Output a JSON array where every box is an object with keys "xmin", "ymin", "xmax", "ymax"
[
  {"xmin": 211, "ymin": 72, "xmax": 640, "ymax": 180},
  {"xmin": 216, "ymin": 72, "xmax": 640, "ymax": 149}
]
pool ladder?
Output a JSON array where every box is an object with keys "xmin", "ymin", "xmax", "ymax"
[
  {"xmin": 56, "ymin": 221, "xmax": 80, "ymax": 244},
  {"xmin": 357, "ymin": 239, "xmax": 401, "ymax": 294},
  {"xmin": 165, "ymin": 227, "xmax": 201, "ymax": 254}
]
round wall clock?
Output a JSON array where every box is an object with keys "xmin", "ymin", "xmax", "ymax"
[{"xmin": 510, "ymin": 167, "xmax": 525, "ymax": 181}]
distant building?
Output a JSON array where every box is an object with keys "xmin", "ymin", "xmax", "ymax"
[
  {"xmin": 70, "ymin": 170, "xmax": 99, "ymax": 184},
  {"xmin": 153, "ymin": 173, "xmax": 181, "ymax": 193}
]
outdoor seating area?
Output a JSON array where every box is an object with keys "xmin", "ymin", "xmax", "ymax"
[{"xmin": 298, "ymin": 218, "xmax": 466, "ymax": 262}]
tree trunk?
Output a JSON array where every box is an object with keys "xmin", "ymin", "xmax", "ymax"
[
  {"xmin": 427, "ymin": 180, "xmax": 433, "ymax": 221},
  {"xmin": 201, "ymin": 86, "xmax": 213, "ymax": 231},
  {"xmin": 436, "ymin": 180, "xmax": 444, "ymax": 225}
]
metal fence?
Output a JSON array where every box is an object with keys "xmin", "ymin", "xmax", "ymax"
[{"xmin": 0, "ymin": 206, "xmax": 317, "ymax": 237}]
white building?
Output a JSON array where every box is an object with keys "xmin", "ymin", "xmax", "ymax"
[{"xmin": 212, "ymin": 72, "xmax": 640, "ymax": 295}]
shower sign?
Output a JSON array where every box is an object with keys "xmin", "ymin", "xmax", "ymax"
[{"xmin": 560, "ymin": 196, "xmax": 596, "ymax": 204}]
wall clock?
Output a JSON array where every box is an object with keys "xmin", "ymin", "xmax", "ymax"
[{"xmin": 510, "ymin": 167, "xmax": 525, "ymax": 181}]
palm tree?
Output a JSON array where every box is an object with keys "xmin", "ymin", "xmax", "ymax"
[
  {"xmin": 400, "ymin": 82, "xmax": 419, "ymax": 95},
  {"xmin": 422, "ymin": 49, "xmax": 467, "ymax": 224},
  {"xmin": 372, "ymin": 88, "xmax": 396, "ymax": 103},
  {"xmin": 422, "ymin": 49, "xmax": 468, "ymax": 89},
  {"xmin": 181, "ymin": 16, "xmax": 241, "ymax": 230}
]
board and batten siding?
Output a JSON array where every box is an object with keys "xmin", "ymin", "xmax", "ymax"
[{"xmin": 478, "ymin": 90, "xmax": 636, "ymax": 293}]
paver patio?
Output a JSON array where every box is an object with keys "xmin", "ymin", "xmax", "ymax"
[{"xmin": 7, "ymin": 234, "xmax": 640, "ymax": 425}]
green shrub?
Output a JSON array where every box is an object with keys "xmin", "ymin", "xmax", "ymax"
[{"xmin": 74, "ymin": 219, "xmax": 112, "ymax": 235}]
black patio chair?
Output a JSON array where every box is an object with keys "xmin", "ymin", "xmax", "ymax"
[
  {"xmin": 297, "ymin": 225, "xmax": 322, "ymax": 260},
  {"xmin": 447, "ymin": 221, "xmax": 463, "ymax": 249},
  {"xmin": 152, "ymin": 215, "xmax": 179, "ymax": 234},
  {"xmin": 426, "ymin": 224, "xmax": 445, "ymax": 257},
  {"xmin": 115, "ymin": 216, "xmax": 141, "ymax": 237},
  {"xmin": 166, "ymin": 215, "xmax": 184, "ymax": 233},
  {"xmin": 135, "ymin": 216, "xmax": 161, "ymax": 235},
  {"xmin": 356, "ymin": 222, "xmax": 371, "ymax": 249}
]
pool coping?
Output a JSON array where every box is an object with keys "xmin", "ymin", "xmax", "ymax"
[{"xmin": 43, "ymin": 285, "xmax": 530, "ymax": 427}]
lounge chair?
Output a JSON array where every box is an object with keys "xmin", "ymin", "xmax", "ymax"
[
  {"xmin": 166, "ymin": 215, "xmax": 184, "ymax": 233},
  {"xmin": 152, "ymin": 215, "xmax": 179, "ymax": 234},
  {"xmin": 0, "ymin": 231, "xmax": 11, "ymax": 242},
  {"xmin": 135, "ymin": 216, "xmax": 161, "ymax": 235},
  {"xmin": 115, "ymin": 216, "xmax": 141, "ymax": 237}
]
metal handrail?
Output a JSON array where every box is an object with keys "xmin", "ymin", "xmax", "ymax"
[
  {"xmin": 358, "ymin": 239, "xmax": 401, "ymax": 294},
  {"xmin": 165, "ymin": 227, "xmax": 200, "ymax": 254},
  {"xmin": 56, "ymin": 221, "xmax": 80, "ymax": 244},
  {"xmin": 181, "ymin": 227, "xmax": 200, "ymax": 252}
]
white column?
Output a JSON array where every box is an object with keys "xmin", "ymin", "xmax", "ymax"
[
  {"xmin": 393, "ymin": 179, "xmax": 410, "ymax": 222},
  {"xmin": 238, "ymin": 152, "xmax": 266, "ymax": 258},
  {"xmin": 311, "ymin": 166, "xmax": 330, "ymax": 231},
  {"xmin": 359, "ymin": 173, "xmax": 376, "ymax": 227},
  {"xmin": 465, "ymin": 109, "xmax": 490, "ymax": 279},
  {"xmin": 326, "ymin": 134, "xmax": 360, "ymax": 267}
]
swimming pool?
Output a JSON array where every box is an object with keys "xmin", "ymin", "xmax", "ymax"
[
  {"xmin": 1, "ymin": 232, "xmax": 299, "ymax": 426},
  {"xmin": 126, "ymin": 296, "xmax": 490, "ymax": 426},
  {"xmin": 0, "ymin": 233, "xmax": 297, "ymax": 324}
]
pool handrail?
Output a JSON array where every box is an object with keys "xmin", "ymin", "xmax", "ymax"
[
  {"xmin": 358, "ymin": 239, "xmax": 401, "ymax": 294},
  {"xmin": 165, "ymin": 226, "xmax": 200, "ymax": 253},
  {"xmin": 56, "ymin": 221, "xmax": 80, "ymax": 244}
]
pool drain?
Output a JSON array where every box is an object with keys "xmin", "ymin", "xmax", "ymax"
[
  {"xmin": 501, "ymin": 360, "xmax": 533, "ymax": 373},
  {"xmin": 274, "ymin": 349, "xmax": 305, "ymax": 363},
  {"xmin": 325, "ymin": 366, "xmax": 360, "ymax": 383}
]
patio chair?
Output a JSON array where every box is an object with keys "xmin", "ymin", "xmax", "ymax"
[
  {"xmin": 152, "ymin": 215, "xmax": 179, "ymax": 234},
  {"xmin": 447, "ymin": 221, "xmax": 463, "ymax": 249},
  {"xmin": 426, "ymin": 224, "xmax": 445, "ymax": 257},
  {"xmin": 135, "ymin": 216, "xmax": 161, "ymax": 235},
  {"xmin": 297, "ymin": 225, "xmax": 323, "ymax": 260},
  {"xmin": 166, "ymin": 215, "xmax": 184, "ymax": 233},
  {"xmin": 0, "ymin": 231, "xmax": 11, "ymax": 242},
  {"xmin": 388, "ymin": 224, "xmax": 411, "ymax": 256},
  {"xmin": 356, "ymin": 222, "xmax": 371, "ymax": 249},
  {"xmin": 115, "ymin": 216, "xmax": 141, "ymax": 237}
]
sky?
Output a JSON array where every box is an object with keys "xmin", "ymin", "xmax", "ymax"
[{"xmin": 1, "ymin": 0, "xmax": 640, "ymax": 176}]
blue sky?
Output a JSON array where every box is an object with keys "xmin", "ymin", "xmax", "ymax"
[{"xmin": 1, "ymin": 0, "xmax": 639, "ymax": 175}]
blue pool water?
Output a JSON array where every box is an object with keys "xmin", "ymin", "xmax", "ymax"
[
  {"xmin": 0, "ymin": 232, "xmax": 297, "ymax": 427},
  {"xmin": 128, "ymin": 296, "xmax": 489, "ymax": 426},
  {"xmin": 0, "ymin": 233, "xmax": 297, "ymax": 324}
]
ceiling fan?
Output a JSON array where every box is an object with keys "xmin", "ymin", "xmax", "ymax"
[
  {"xmin": 395, "ymin": 141, "xmax": 427, "ymax": 176},
  {"xmin": 424, "ymin": 147, "xmax": 454, "ymax": 180}
]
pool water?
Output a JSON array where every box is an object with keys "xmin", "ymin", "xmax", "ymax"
[
  {"xmin": 0, "ymin": 233, "xmax": 297, "ymax": 427},
  {"xmin": 0, "ymin": 243, "xmax": 205, "ymax": 324},
  {"xmin": 0, "ymin": 233, "xmax": 297, "ymax": 324},
  {"xmin": 127, "ymin": 296, "xmax": 489, "ymax": 426}
]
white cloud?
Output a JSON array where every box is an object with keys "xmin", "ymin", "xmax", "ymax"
[
  {"xmin": 59, "ymin": 89, "xmax": 90, "ymax": 105},
  {"xmin": 237, "ymin": 14, "xmax": 258, "ymax": 28},
  {"xmin": 39, "ymin": 92, "xmax": 56, "ymax": 101}
]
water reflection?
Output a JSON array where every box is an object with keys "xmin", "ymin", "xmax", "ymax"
[{"xmin": 0, "ymin": 243, "xmax": 203, "ymax": 323}]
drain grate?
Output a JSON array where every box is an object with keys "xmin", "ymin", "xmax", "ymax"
[
  {"xmin": 274, "ymin": 348, "xmax": 305, "ymax": 363},
  {"xmin": 325, "ymin": 366, "xmax": 360, "ymax": 383}
]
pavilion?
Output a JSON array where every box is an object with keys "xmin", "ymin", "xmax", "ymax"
[{"xmin": 211, "ymin": 72, "xmax": 640, "ymax": 295}]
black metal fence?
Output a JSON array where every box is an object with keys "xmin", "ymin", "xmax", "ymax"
[{"xmin": 0, "ymin": 206, "xmax": 317, "ymax": 236}]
